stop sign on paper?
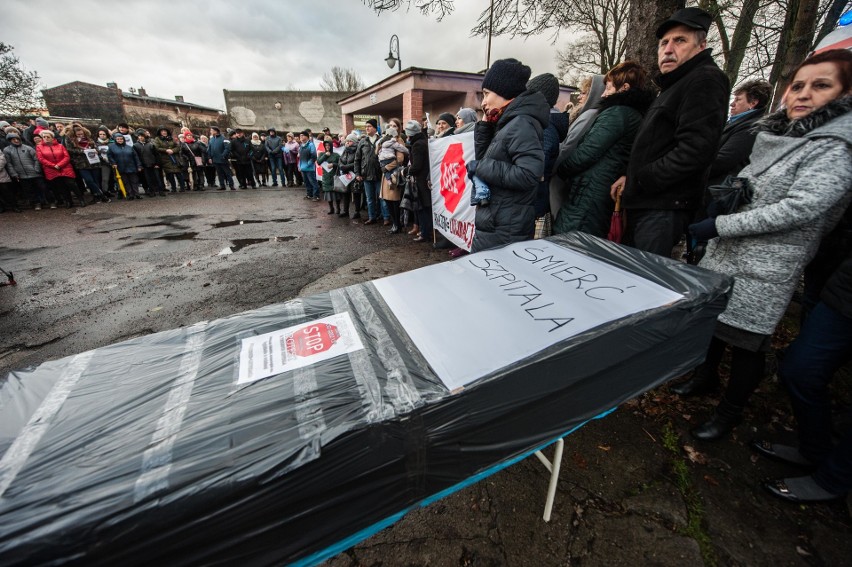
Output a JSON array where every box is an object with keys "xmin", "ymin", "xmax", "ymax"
[
  {"xmin": 287, "ymin": 323, "xmax": 341, "ymax": 357},
  {"xmin": 439, "ymin": 142, "xmax": 466, "ymax": 213}
]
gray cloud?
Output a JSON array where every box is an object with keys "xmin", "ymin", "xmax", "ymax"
[{"xmin": 6, "ymin": 0, "xmax": 568, "ymax": 110}]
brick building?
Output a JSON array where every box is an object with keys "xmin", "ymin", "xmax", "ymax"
[
  {"xmin": 41, "ymin": 81, "xmax": 224, "ymax": 131},
  {"xmin": 337, "ymin": 67, "xmax": 576, "ymax": 133}
]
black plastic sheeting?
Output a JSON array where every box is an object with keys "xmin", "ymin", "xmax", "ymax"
[{"xmin": 0, "ymin": 232, "xmax": 731, "ymax": 566}]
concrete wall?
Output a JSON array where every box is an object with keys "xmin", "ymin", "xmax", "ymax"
[
  {"xmin": 42, "ymin": 82, "xmax": 125, "ymax": 126},
  {"xmin": 224, "ymin": 90, "xmax": 352, "ymax": 134}
]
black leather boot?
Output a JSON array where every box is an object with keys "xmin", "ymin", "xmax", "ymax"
[
  {"xmin": 691, "ymin": 398, "xmax": 743, "ymax": 441},
  {"xmin": 670, "ymin": 366, "xmax": 720, "ymax": 397}
]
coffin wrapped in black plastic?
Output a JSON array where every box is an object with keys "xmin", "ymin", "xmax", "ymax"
[{"xmin": 0, "ymin": 233, "xmax": 731, "ymax": 566}]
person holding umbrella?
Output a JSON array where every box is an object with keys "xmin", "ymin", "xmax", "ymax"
[
  {"xmin": 108, "ymin": 133, "xmax": 143, "ymax": 200},
  {"xmin": 553, "ymin": 61, "xmax": 654, "ymax": 238}
]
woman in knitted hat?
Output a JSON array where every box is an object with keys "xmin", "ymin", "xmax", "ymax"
[
  {"xmin": 466, "ymin": 58, "xmax": 549, "ymax": 252},
  {"xmin": 434, "ymin": 113, "xmax": 456, "ymax": 138}
]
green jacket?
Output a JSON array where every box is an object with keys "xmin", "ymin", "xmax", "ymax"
[
  {"xmin": 153, "ymin": 135, "xmax": 184, "ymax": 174},
  {"xmin": 553, "ymin": 88, "xmax": 654, "ymax": 237},
  {"xmin": 316, "ymin": 150, "xmax": 339, "ymax": 191}
]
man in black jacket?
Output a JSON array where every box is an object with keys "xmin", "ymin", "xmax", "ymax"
[
  {"xmin": 611, "ymin": 7, "xmax": 729, "ymax": 257},
  {"xmin": 229, "ymin": 129, "xmax": 256, "ymax": 189},
  {"xmin": 706, "ymin": 79, "xmax": 772, "ymax": 188}
]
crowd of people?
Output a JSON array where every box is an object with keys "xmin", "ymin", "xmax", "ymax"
[
  {"xmin": 469, "ymin": 8, "xmax": 851, "ymax": 506},
  {"xmin": 1, "ymin": 6, "xmax": 850, "ymax": 505}
]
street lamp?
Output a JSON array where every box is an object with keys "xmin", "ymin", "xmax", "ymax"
[{"xmin": 385, "ymin": 34, "xmax": 401, "ymax": 72}]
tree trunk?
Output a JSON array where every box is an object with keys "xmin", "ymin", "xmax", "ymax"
[
  {"xmin": 724, "ymin": 0, "xmax": 759, "ymax": 85},
  {"xmin": 624, "ymin": 0, "xmax": 684, "ymax": 76},
  {"xmin": 770, "ymin": 0, "xmax": 820, "ymax": 107}
]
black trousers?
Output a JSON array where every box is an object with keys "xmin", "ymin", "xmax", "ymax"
[
  {"xmin": 624, "ymin": 209, "xmax": 692, "ymax": 259},
  {"xmin": 234, "ymin": 163, "xmax": 254, "ymax": 187}
]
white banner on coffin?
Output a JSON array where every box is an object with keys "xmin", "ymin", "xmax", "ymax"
[
  {"xmin": 237, "ymin": 312, "xmax": 364, "ymax": 385},
  {"xmin": 429, "ymin": 132, "xmax": 476, "ymax": 251},
  {"xmin": 374, "ymin": 240, "xmax": 683, "ymax": 391}
]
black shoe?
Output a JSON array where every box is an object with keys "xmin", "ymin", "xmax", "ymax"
[
  {"xmin": 433, "ymin": 239, "xmax": 453, "ymax": 250},
  {"xmin": 670, "ymin": 367, "xmax": 719, "ymax": 397},
  {"xmin": 750, "ymin": 440, "xmax": 815, "ymax": 469},
  {"xmin": 388, "ymin": 225, "xmax": 400, "ymax": 234},
  {"xmin": 762, "ymin": 477, "xmax": 844, "ymax": 503},
  {"xmin": 327, "ymin": 210, "xmax": 335, "ymax": 214},
  {"xmin": 364, "ymin": 219, "xmax": 376, "ymax": 225},
  {"xmin": 691, "ymin": 412, "xmax": 741, "ymax": 441},
  {"xmin": 272, "ymin": 183, "xmax": 279, "ymax": 187},
  {"xmin": 338, "ymin": 211, "xmax": 348, "ymax": 217},
  {"xmin": 413, "ymin": 235, "xmax": 427, "ymax": 243},
  {"xmin": 351, "ymin": 213, "xmax": 361, "ymax": 220}
]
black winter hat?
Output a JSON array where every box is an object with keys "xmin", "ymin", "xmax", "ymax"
[
  {"xmin": 656, "ymin": 7, "xmax": 713, "ymax": 38},
  {"xmin": 481, "ymin": 58, "xmax": 531, "ymax": 100},
  {"xmin": 526, "ymin": 73, "xmax": 560, "ymax": 107},
  {"xmin": 366, "ymin": 118, "xmax": 378, "ymax": 129},
  {"xmin": 437, "ymin": 113, "xmax": 455, "ymax": 126}
]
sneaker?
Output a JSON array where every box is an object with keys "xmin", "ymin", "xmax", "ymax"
[
  {"xmin": 49, "ymin": 203, "xmax": 57, "ymax": 209},
  {"xmin": 34, "ymin": 204, "xmax": 41, "ymax": 211},
  {"xmin": 313, "ymin": 197, "xmax": 320, "ymax": 202}
]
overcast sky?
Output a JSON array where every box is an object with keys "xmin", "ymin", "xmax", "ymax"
[{"xmin": 6, "ymin": 0, "xmax": 568, "ymax": 111}]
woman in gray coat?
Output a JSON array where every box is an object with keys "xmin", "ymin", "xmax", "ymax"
[{"xmin": 675, "ymin": 49, "xmax": 852, "ymax": 441}]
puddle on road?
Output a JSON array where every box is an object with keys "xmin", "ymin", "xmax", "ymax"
[
  {"xmin": 95, "ymin": 215, "xmax": 198, "ymax": 234},
  {"xmin": 154, "ymin": 232, "xmax": 199, "ymax": 241},
  {"xmin": 219, "ymin": 236, "xmax": 297, "ymax": 255},
  {"xmin": 211, "ymin": 218, "xmax": 294, "ymax": 228}
]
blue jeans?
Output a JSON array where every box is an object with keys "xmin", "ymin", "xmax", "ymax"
[
  {"xmin": 363, "ymin": 179, "xmax": 381, "ymax": 221},
  {"xmin": 302, "ymin": 170, "xmax": 319, "ymax": 198},
  {"xmin": 780, "ymin": 301, "xmax": 852, "ymax": 494},
  {"xmin": 78, "ymin": 168, "xmax": 105, "ymax": 197},
  {"xmin": 214, "ymin": 163, "xmax": 234, "ymax": 188},
  {"xmin": 269, "ymin": 154, "xmax": 284, "ymax": 184}
]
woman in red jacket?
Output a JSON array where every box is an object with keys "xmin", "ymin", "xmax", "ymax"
[{"xmin": 36, "ymin": 130, "xmax": 87, "ymax": 208}]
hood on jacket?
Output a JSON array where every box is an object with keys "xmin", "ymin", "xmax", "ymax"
[
  {"xmin": 577, "ymin": 75, "xmax": 605, "ymax": 117},
  {"xmin": 157, "ymin": 126, "xmax": 172, "ymax": 138},
  {"xmin": 597, "ymin": 86, "xmax": 656, "ymax": 116},
  {"xmin": 756, "ymin": 95, "xmax": 852, "ymax": 144},
  {"xmin": 496, "ymin": 89, "xmax": 551, "ymax": 131}
]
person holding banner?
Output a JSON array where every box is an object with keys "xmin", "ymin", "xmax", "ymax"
[{"xmin": 467, "ymin": 58, "xmax": 549, "ymax": 253}]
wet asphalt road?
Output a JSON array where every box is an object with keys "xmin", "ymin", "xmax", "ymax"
[{"xmin": 0, "ymin": 187, "xmax": 443, "ymax": 377}]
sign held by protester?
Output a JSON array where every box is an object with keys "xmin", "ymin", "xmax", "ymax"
[
  {"xmin": 429, "ymin": 131, "xmax": 476, "ymax": 251},
  {"xmin": 374, "ymin": 240, "xmax": 683, "ymax": 390}
]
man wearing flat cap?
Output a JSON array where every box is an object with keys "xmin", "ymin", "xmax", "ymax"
[{"xmin": 611, "ymin": 7, "xmax": 729, "ymax": 257}]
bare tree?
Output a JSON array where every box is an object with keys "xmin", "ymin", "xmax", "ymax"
[
  {"xmin": 362, "ymin": 0, "xmax": 455, "ymax": 19},
  {"xmin": 320, "ymin": 67, "xmax": 366, "ymax": 92},
  {"xmin": 0, "ymin": 43, "xmax": 43, "ymax": 115}
]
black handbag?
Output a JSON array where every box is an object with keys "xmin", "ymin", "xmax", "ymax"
[{"xmin": 707, "ymin": 176, "xmax": 753, "ymax": 216}]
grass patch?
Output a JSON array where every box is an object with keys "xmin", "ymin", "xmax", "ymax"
[{"xmin": 661, "ymin": 421, "xmax": 717, "ymax": 567}]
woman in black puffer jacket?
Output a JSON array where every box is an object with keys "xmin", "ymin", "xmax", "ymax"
[{"xmin": 467, "ymin": 58, "xmax": 549, "ymax": 253}]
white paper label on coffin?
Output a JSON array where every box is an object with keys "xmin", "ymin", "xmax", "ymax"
[
  {"xmin": 238, "ymin": 312, "xmax": 364, "ymax": 385},
  {"xmin": 374, "ymin": 240, "xmax": 683, "ymax": 391}
]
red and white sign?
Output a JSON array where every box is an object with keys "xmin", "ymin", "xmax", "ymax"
[
  {"xmin": 238, "ymin": 312, "xmax": 364, "ymax": 385},
  {"xmin": 429, "ymin": 132, "xmax": 476, "ymax": 251}
]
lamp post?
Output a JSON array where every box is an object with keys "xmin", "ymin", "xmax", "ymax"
[{"xmin": 385, "ymin": 34, "xmax": 401, "ymax": 73}]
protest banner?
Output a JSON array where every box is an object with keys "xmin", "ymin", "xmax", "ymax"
[{"xmin": 429, "ymin": 131, "xmax": 476, "ymax": 251}]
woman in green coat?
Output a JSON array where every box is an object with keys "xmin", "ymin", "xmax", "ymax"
[
  {"xmin": 553, "ymin": 61, "xmax": 655, "ymax": 237},
  {"xmin": 316, "ymin": 137, "xmax": 341, "ymax": 214}
]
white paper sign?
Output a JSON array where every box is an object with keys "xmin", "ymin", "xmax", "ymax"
[
  {"xmin": 429, "ymin": 132, "xmax": 476, "ymax": 251},
  {"xmin": 237, "ymin": 312, "xmax": 364, "ymax": 385},
  {"xmin": 374, "ymin": 240, "xmax": 683, "ymax": 391}
]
